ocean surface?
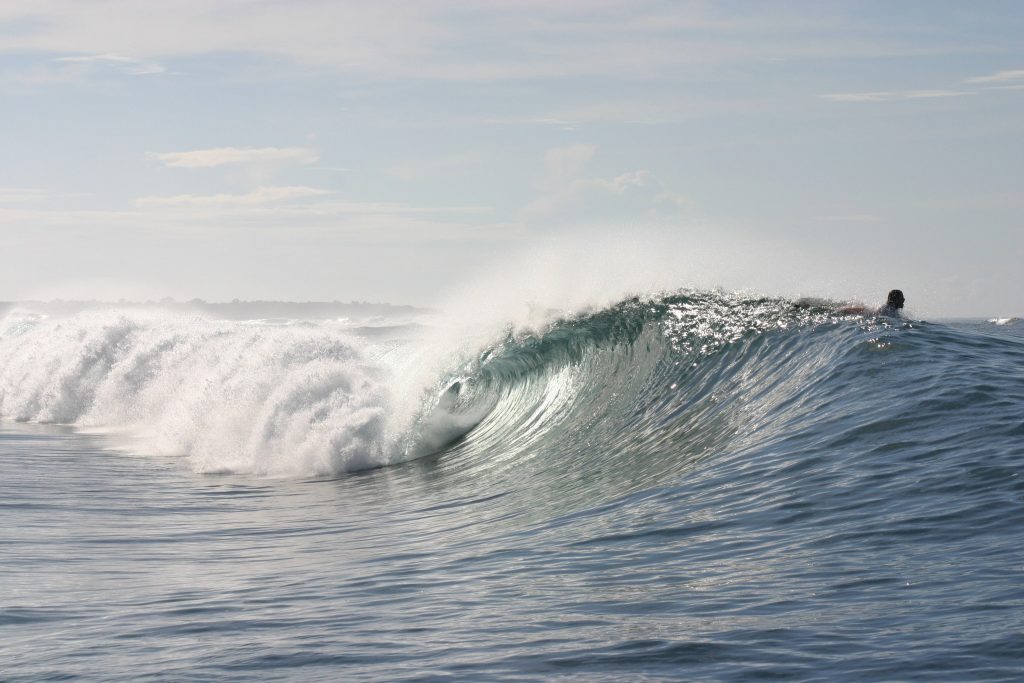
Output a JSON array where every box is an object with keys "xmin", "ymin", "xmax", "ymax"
[{"xmin": 2, "ymin": 291, "xmax": 1023, "ymax": 681}]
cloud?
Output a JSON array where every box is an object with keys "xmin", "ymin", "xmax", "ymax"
[
  {"xmin": 575, "ymin": 171, "xmax": 651, "ymax": 196},
  {"xmin": 0, "ymin": 187, "xmax": 47, "ymax": 203},
  {"xmin": 135, "ymin": 186, "xmax": 332, "ymax": 207},
  {"xmin": 541, "ymin": 144, "xmax": 597, "ymax": 188},
  {"xmin": 526, "ymin": 171, "xmax": 652, "ymax": 214},
  {"xmin": 53, "ymin": 53, "xmax": 165, "ymax": 75},
  {"xmin": 286, "ymin": 200, "xmax": 491, "ymax": 216},
  {"xmin": 151, "ymin": 147, "xmax": 319, "ymax": 168},
  {"xmin": 523, "ymin": 144, "xmax": 688, "ymax": 217},
  {"xmin": 819, "ymin": 89, "xmax": 972, "ymax": 102},
  {"xmin": 965, "ymin": 69, "xmax": 1024, "ymax": 85},
  {"xmin": 0, "ymin": 1, "xmax": 971, "ymax": 83},
  {"xmin": 820, "ymin": 70, "xmax": 1024, "ymax": 104},
  {"xmin": 475, "ymin": 95, "xmax": 760, "ymax": 130},
  {"xmin": 523, "ymin": 144, "xmax": 695, "ymax": 222},
  {"xmin": 0, "ymin": 196, "xmax": 499, "ymax": 246},
  {"xmin": 654, "ymin": 192, "xmax": 695, "ymax": 212},
  {"xmin": 133, "ymin": 188, "xmax": 493, "ymax": 218}
]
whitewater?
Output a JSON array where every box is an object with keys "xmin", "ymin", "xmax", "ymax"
[{"xmin": 2, "ymin": 290, "xmax": 1023, "ymax": 681}]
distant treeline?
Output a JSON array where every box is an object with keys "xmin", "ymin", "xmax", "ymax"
[{"xmin": 0, "ymin": 300, "xmax": 427, "ymax": 320}]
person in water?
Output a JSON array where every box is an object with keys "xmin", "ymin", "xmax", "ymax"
[
  {"xmin": 876, "ymin": 289, "xmax": 905, "ymax": 316},
  {"xmin": 836, "ymin": 289, "xmax": 905, "ymax": 316}
]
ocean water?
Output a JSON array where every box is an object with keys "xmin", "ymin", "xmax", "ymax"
[{"xmin": 2, "ymin": 292, "xmax": 1023, "ymax": 681}]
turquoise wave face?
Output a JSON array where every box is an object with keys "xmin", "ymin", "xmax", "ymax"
[{"xmin": 406, "ymin": 291, "xmax": 1024, "ymax": 516}]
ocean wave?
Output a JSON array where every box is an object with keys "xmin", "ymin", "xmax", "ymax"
[{"xmin": 3, "ymin": 293, "xmax": 1019, "ymax": 481}]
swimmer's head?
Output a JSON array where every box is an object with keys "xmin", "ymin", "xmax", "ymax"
[{"xmin": 886, "ymin": 289, "xmax": 905, "ymax": 309}]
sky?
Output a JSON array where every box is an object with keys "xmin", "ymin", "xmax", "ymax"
[{"xmin": 0, "ymin": 0, "xmax": 1022, "ymax": 317}]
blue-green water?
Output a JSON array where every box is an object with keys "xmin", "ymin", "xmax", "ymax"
[{"xmin": 2, "ymin": 293, "xmax": 1023, "ymax": 681}]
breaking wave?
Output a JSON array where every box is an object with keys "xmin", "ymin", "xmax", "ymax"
[{"xmin": 2, "ymin": 291, "xmax": 1019, "ymax": 481}]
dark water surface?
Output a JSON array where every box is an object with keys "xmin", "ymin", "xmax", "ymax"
[{"xmin": 2, "ymin": 300, "xmax": 1023, "ymax": 681}]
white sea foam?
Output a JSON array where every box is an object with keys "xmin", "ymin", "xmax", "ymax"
[{"xmin": 0, "ymin": 309, "xmax": 427, "ymax": 476}]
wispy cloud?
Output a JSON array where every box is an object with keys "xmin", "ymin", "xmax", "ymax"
[
  {"xmin": 540, "ymin": 144, "xmax": 598, "ymax": 188},
  {"xmin": 151, "ymin": 147, "xmax": 319, "ymax": 168},
  {"xmin": 964, "ymin": 69, "xmax": 1024, "ymax": 85},
  {"xmin": 53, "ymin": 53, "xmax": 165, "ymax": 75},
  {"xmin": 476, "ymin": 95, "xmax": 756, "ymax": 130},
  {"xmin": 0, "ymin": 194, "xmax": 498, "ymax": 246},
  {"xmin": 0, "ymin": 187, "xmax": 47, "ymax": 203},
  {"xmin": 295, "ymin": 200, "xmax": 492, "ymax": 217},
  {"xmin": 822, "ymin": 69, "xmax": 1024, "ymax": 104},
  {"xmin": 521, "ymin": 142, "xmax": 697, "ymax": 221},
  {"xmin": 819, "ymin": 89, "xmax": 972, "ymax": 102},
  {"xmin": 526, "ymin": 171, "xmax": 652, "ymax": 214},
  {"xmin": 135, "ymin": 186, "xmax": 332, "ymax": 207},
  {"xmin": 0, "ymin": 1, "xmax": 977, "ymax": 83},
  {"xmin": 524, "ymin": 144, "xmax": 688, "ymax": 216},
  {"xmin": 133, "ymin": 188, "xmax": 492, "ymax": 217}
]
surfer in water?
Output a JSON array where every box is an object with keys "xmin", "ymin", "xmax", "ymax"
[
  {"xmin": 836, "ymin": 289, "xmax": 905, "ymax": 317},
  {"xmin": 876, "ymin": 289, "xmax": 905, "ymax": 316}
]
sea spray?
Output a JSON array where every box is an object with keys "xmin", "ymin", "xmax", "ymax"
[{"xmin": 0, "ymin": 310, "xmax": 400, "ymax": 476}]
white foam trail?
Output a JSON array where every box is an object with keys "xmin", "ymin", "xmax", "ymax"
[{"xmin": 0, "ymin": 309, "xmax": 415, "ymax": 476}]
